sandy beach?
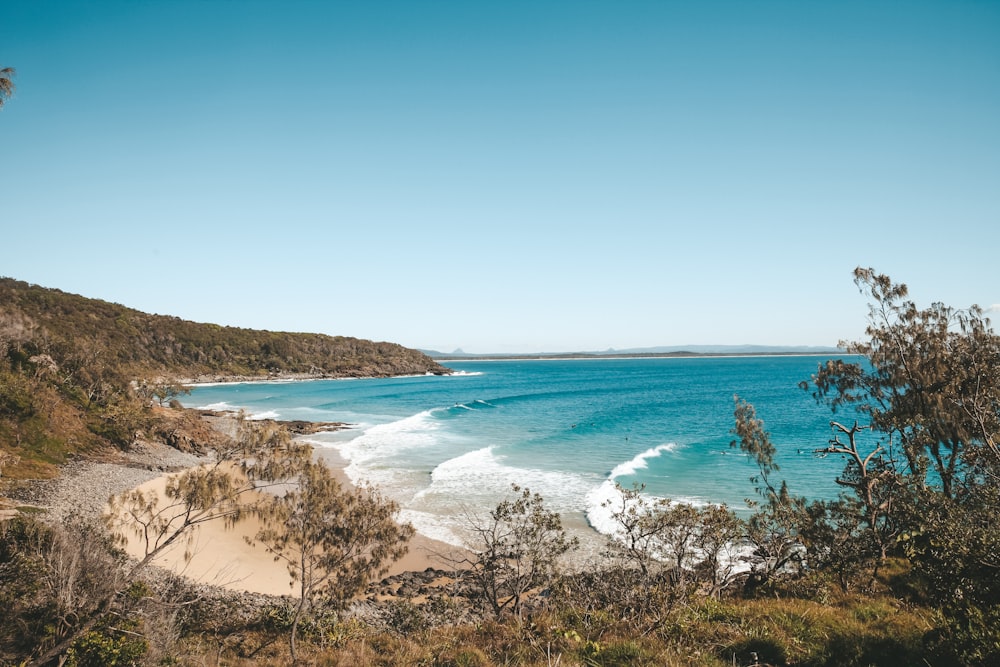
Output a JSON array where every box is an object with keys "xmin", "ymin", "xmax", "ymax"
[{"xmin": 115, "ymin": 447, "xmax": 465, "ymax": 597}]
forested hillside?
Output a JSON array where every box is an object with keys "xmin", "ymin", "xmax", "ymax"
[
  {"xmin": 0, "ymin": 277, "xmax": 448, "ymax": 477},
  {"xmin": 0, "ymin": 278, "xmax": 447, "ymax": 380}
]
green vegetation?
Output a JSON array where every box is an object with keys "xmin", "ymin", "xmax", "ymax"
[
  {"xmin": 0, "ymin": 277, "xmax": 447, "ymax": 477},
  {"xmin": 0, "ymin": 278, "xmax": 447, "ymax": 381},
  {"xmin": 0, "ymin": 67, "xmax": 13, "ymax": 109},
  {"xmin": 252, "ymin": 458, "xmax": 414, "ymax": 663},
  {"xmin": 1, "ymin": 268, "xmax": 998, "ymax": 665},
  {"xmin": 459, "ymin": 485, "xmax": 579, "ymax": 619}
]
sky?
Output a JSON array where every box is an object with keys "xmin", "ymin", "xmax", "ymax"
[{"xmin": 2, "ymin": 1, "xmax": 998, "ymax": 354}]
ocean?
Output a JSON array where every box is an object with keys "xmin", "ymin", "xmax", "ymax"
[{"xmin": 185, "ymin": 356, "xmax": 863, "ymax": 552}]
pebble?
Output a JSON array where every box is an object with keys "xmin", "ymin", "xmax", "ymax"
[{"xmin": 7, "ymin": 440, "xmax": 209, "ymax": 523}]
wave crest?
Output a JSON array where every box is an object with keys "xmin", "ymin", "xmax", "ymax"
[{"xmin": 609, "ymin": 443, "xmax": 677, "ymax": 479}]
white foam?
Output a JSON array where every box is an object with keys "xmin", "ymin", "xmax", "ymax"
[
  {"xmin": 584, "ymin": 479, "xmax": 692, "ymax": 538},
  {"xmin": 248, "ymin": 410, "xmax": 281, "ymax": 421},
  {"xmin": 418, "ymin": 447, "xmax": 596, "ymax": 514},
  {"xmin": 338, "ymin": 409, "xmax": 445, "ymax": 486},
  {"xmin": 193, "ymin": 401, "xmax": 282, "ymax": 421},
  {"xmin": 448, "ymin": 370, "xmax": 484, "ymax": 377},
  {"xmin": 609, "ymin": 443, "xmax": 677, "ymax": 479},
  {"xmin": 587, "ymin": 443, "xmax": 706, "ymax": 538},
  {"xmin": 396, "ymin": 509, "xmax": 467, "ymax": 548},
  {"xmin": 197, "ymin": 401, "xmax": 241, "ymax": 412}
]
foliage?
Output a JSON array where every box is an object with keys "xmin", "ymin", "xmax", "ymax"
[
  {"xmin": 901, "ymin": 482, "xmax": 1000, "ymax": 665},
  {"xmin": 0, "ymin": 66, "xmax": 13, "ymax": 109},
  {"xmin": 0, "ymin": 276, "xmax": 448, "ymax": 475},
  {"xmin": 64, "ymin": 620, "xmax": 147, "ymax": 667},
  {"xmin": 731, "ymin": 398, "xmax": 808, "ymax": 592},
  {"xmin": 739, "ymin": 267, "xmax": 1000, "ymax": 658},
  {"xmin": 463, "ymin": 485, "xmax": 579, "ymax": 619},
  {"xmin": 0, "ymin": 277, "xmax": 448, "ymax": 381},
  {"xmin": 693, "ymin": 503, "xmax": 745, "ymax": 597},
  {"xmin": 252, "ymin": 457, "xmax": 414, "ymax": 663},
  {"xmin": 21, "ymin": 419, "xmax": 309, "ymax": 666},
  {"xmin": 137, "ymin": 381, "xmax": 192, "ymax": 407},
  {"xmin": 108, "ymin": 418, "xmax": 310, "ymax": 563},
  {"xmin": 807, "ymin": 267, "xmax": 1000, "ymax": 497},
  {"xmin": 806, "ymin": 269, "xmax": 1000, "ymax": 661},
  {"xmin": 0, "ymin": 516, "xmax": 128, "ymax": 665},
  {"xmin": 602, "ymin": 483, "xmax": 744, "ymax": 596}
]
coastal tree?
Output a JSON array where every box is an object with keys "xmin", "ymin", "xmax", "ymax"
[
  {"xmin": 604, "ymin": 484, "xmax": 745, "ymax": 596},
  {"xmin": 731, "ymin": 398, "xmax": 808, "ymax": 592},
  {"xmin": 137, "ymin": 381, "xmax": 191, "ymax": 407},
  {"xmin": 0, "ymin": 516, "xmax": 124, "ymax": 662},
  {"xmin": 463, "ymin": 485, "xmax": 578, "ymax": 619},
  {"xmin": 26, "ymin": 417, "xmax": 310, "ymax": 667},
  {"xmin": 806, "ymin": 268, "xmax": 1000, "ymax": 660},
  {"xmin": 738, "ymin": 267, "xmax": 1000, "ymax": 658},
  {"xmin": 250, "ymin": 458, "xmax": 414, "ymax": 664},
  {"xmin": 806, "ymin": 267, "xmax": 1000, "ymax": 497},
  {"xmin": 812, "ymin": 420, "xmax": 897, "ymax": 564},
  {"xmin": 603, "ymin": 484, "xmax": 703, "ymax": 585},
  {"xmin": 0, "ymin": 67, "xmax": 14, "ymax": 109},
  {"xmin": 602, "ymin": 483, "xmax": 670, "ymax": 576},
  {"xmin": 791, "ymin": 419, "xmax": 900, "ymax": 591},
  {"xmin": 692, "ymin": 503, "xmax": 744, "ymax": 597}
]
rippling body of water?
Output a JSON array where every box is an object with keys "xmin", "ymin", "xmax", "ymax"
[{"xmin": 187, "ymin": 356, "xmax": 857, "ymax": 549}]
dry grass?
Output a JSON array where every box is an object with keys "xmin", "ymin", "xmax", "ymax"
[{"xmin": 155, "ymin": 587, "xmax": 931, "ymax": 667}]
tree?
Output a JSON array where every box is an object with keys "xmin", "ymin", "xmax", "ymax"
[
  {"xmin": 1, "ymin": 516, "xmax": 119, "ymax": 662},
  {"xmin": 774, "ymin": 268, "xmax": 1000, "ymax": 658},
  {"xmin": 602, "ymin": 483, "xmax": 670, "ymax": 576},
  {"xmin": 731, "ymin": 397, "xmax": 807, "ymax": 592},
  {"xmin": 602, "ymin": 484, "xmax": 704, "ymax": 587},
  {"xmin": 693, "ymin": 503, "xmax": 744, "ymax": 597},
  {"xmin": 901, "ymin": 483, "xmax": 1000, "ymax": 665},
  {"xmin": 604, "ymin": 482, "xmax": 747, "ymax": 597},
  {"xmin": 137, "ymin": 381, "xmax": 191, "ymax": 407},
  {"xmin": 251, "ymin": 458, "xmax": 414, "ymax": 664},
  {"xmin": 0, "ymin": 67, "xmax": 14, "ymax": 110},
  {"xmin": 808, "ymin": 267, "xmax": 1000, "ymax": 498},
  {"xmin": 27, "ymin": 417, "xmax": 310, "ymax": 667},
  {"xmin": 464, "ymin": 485, "xmax": 578, "ymax": 619},
  {"xmin": 811, "ymin": 420, "xmax": 897, "ymax": 562}
]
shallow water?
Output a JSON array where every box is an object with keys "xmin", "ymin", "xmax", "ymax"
[{"xmin": 187, "ymin": 356, "xmax": 867, "ymax": 549}]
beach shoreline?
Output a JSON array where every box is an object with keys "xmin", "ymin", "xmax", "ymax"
[
  {"xmin": 12, "ymin": 408, "xmax": 468, "ymax": 600},
  {"xmin": 177, "ymin": 370, "xmax": 456, "ymax": 388}
]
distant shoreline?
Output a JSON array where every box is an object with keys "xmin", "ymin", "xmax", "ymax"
[
  {"xmin": 431, "ymin": 351, "xmax": 848, "ymax": 362},
  {"xmin": 179, "ymin": 352, "xmax": 851, "ymax": 386},
  {"xmin": 180, "ymin": 370, "xmax": 451, "ymax": 387}
]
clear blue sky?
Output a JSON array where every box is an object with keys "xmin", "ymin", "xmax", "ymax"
[{"xmin": 2, "ymin": 1, "xmax": 998, "ymax": 353}]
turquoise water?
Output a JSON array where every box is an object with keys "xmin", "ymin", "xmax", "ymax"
[{"xmin": 185, "ymin": 356, "xmax": 862, "ymax": 548}]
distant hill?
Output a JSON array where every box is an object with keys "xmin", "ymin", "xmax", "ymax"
[
  {"xmin": 0, "ymin": 278, "xmax": 448, "ymax": 380},
  {"xmin": 421, "ymin": 344, "xmax": 843, "ymax": 359},
  {"xmin": 603, "ymin": 344, "xmax": 843, "ymax": 355},
  {"xmin": 0, "ymin": 277, "xmax": 448, "ymax": 478}
]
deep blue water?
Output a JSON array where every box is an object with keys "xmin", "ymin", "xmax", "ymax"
[{"xmin": 185, "ymin": 356, "xmax": 864, "ymax": 547}]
